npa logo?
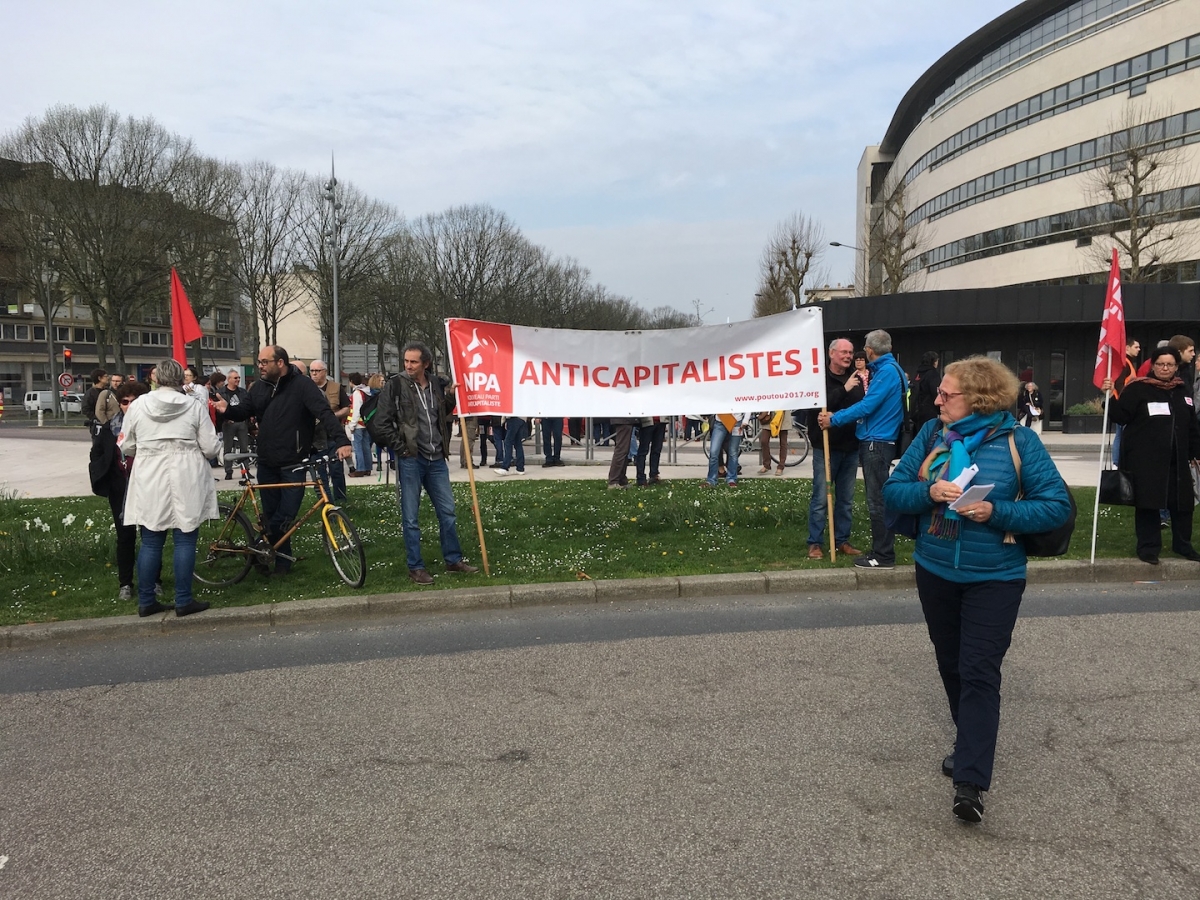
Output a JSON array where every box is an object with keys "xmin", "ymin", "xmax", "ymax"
[{"xmin": 447, "ymin": 319, "xmax": 513, "ymax": 413}]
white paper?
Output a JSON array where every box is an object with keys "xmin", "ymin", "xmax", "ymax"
[
  {"xmin": 1147, "ymin": 402, "xmax": 1171, "ymax": 416},
  {"xmin": 949, "ymin": 483, "xmax": 994, "ymax": 511},
  {"xmin": 951, "ymin": 464, "xmax": 979, "ymax": 490}
]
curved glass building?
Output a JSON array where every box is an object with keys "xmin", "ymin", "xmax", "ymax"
[{"xmin": 858, "ymin": 0, "xmax": 1200, "ymax": 293}]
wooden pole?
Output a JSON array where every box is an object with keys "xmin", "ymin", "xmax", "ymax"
[
  {"xmin": 823, "ymin": 410, "xmax": 836, "ymax": 563},
  {"xmin": 456, "ymin": 402, "xmax": 491, "ymax": 576}
]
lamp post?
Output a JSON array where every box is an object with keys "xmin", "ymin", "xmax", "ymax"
[
  {"xmin": 322, "ymin": 160, "xmax": 343, "ymax": 381},
  {"xmin": 829, "ymin": 241, "xmax": 862, "ymax": 251},
  {"xmin": 39, "ymin": 234, "xmax": 61, "ymax": 417}
]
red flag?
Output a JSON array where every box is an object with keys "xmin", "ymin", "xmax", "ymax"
[
  {"xmin": 170, "ymin": 268, "xmax": 203, "ymax": 367},
  {"xmin": 1092, "ymin": 249, "xmax": 1125, "ymax": 390}
]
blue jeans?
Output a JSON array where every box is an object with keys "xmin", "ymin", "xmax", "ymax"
[
  {"xmin": 397, "ymin": 455, "xmax": 464, "ymax": 571},
  {"xmin": 352, "ymin": 428, "xmax": 372, "ymax": 473},
  {"xmin": 137, "ymin": 527, "xmax": 198, "ymax": 610},
  {"xmin": 499, "ymin": 418, "xmax": 527, "ymax": 471},
  {"xmin": 706, "ymin": 422, "xmax": 742, "ymax": 485},
  {"xmin": 258, "ymin": 463, "xmax": 307, "ymax": 572},
  {"xmin": 860, "ymin": 441, "xmax": 896, "ymax": 564},
  {"xmin": 542, "ymin": 417, "xmax": 563, "ymax": 462},
  {"xmin": 808, "ymin": 447, "xmax": 859, "ymax": 547},
  {"xmin": 915, "ymin": 564, "xmax": 1025, "ymax": 791}
]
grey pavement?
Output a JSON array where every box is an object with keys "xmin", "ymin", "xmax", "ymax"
[
  {"xmin": 1, "ymin": 583, "xmax": 1198, "ymax": 898},
  {"xmin": 0, "ymin": 417, "xmax": 1112, "ymax": 500}
]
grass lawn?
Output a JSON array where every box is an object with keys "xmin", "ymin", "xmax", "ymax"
[{"xmin": 0, "ymin": 478, "xmax": 1137, "ymax": 626}]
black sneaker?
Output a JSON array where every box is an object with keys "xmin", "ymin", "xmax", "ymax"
[
  {"xmin": 854, "ymin": 556, "xmax": 895, "ymax": 569},
  {"xmin": 942, "ymin": 753, "xmax": 954, "ymax": 777},
  {"xmin": 952, "ymin": 782, "xmax": 984, "ymax": 823}
]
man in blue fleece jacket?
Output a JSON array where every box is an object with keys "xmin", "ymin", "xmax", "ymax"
[{"xmin": 817, "ymin": 329, "xmax": 907, "ymax": 569}]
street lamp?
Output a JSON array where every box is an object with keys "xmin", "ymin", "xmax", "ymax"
[
  {"xmin": 322, "ymin": 160, "xmax": 343, "ymax": 382},
  {"xmin": 829, "ymin": 241, "xmax": 863, "ymax": 251},
  {"xmin": 39, "ymin": 234, "xmax": 62, "ymax": 417}
]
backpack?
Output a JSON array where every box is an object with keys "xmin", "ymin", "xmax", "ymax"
[
  {"xmin": 1006, "ymin": 432, "xmax": 1077, "ymax": 556},
  {"xmin": 889, "ymin": 359, "xmax": 914, "ymax": 460},
  {"xmin": 360, "ymin": 390, "xmax": 384, "ymax": 445}
]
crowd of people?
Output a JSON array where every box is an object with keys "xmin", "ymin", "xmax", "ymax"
[{"xmin": 85, "ymin": 324, "xmax": 1200, "ymax": 826}]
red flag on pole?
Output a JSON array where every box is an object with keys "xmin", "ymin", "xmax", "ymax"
[
  {"xmin": 1092, "ymin": 249, "xmax": 1125, "ymax": 390},
  {"xmin": 170, "ymin": 268, "xmax": 203, "ymax": 367}
]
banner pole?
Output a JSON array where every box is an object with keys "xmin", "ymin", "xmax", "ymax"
[
  {"xmin": 1091, "ymin": 366, "xmax": 1112, "ymax": 565},
  {"xmin": 822, "ymin": 412, "xmax": 835, "ymax": 563},
  {"xmin": 457, "ymin": 400, "xmax": 491, "ymax": 577}
]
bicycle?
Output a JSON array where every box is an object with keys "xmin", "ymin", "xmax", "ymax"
[
  {"xmin": 194, "ymin": 453, "xmax": 367, "ymax": 588},
  {"xmin": 700, "ymin": 415, "xmax": 811, "ymax": 468}
]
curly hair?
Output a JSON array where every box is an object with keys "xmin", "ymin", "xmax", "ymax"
[{"xmin": 943, "ymin": 356, "xmax": 1020, "ymax": 415}]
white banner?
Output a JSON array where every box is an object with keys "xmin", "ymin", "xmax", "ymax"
[{"xmin": 445, "ymin": 308, "xmax": 826, "ymax": 417}]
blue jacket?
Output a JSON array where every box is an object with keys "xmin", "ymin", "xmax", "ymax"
[
  {"xmin": 829, "ymin": 352, "xmax": 907, "ymax": 442},
  {"xmin": 882, "ymin": 414, "xmax": 1071, "ymax": 582}
]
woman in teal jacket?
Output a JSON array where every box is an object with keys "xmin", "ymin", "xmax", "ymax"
[{"xmin": 883, "ymin": 356, "xmax": 1070, "ymax": 825}]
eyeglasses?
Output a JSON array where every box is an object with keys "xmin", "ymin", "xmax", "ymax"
[
  {"xmin": 936, "ymin": 389, "xmax": 964, "ymax": 402},
  {"xmin": 256, "ymin": 358, "xmax": 277, "ymax": 366}
]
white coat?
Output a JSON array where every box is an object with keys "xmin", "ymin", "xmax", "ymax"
[{"xmin": 118, "ymin": 387, "xmax": 221, "ymax": 532}]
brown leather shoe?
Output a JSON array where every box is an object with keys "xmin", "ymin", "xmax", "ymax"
[
  {"xmin": 838, "ymin": 542, "xmax": 863, "ymax": 556},
  {"xmin": 807, "ymin": 544, "xmax": 823, "ymax": 560},
  {"xmin": 409, "ymin": 568, "xmax": 434, "ymax": 585},
  {"xmin": 445, "ymin": 561, "xmax": 479, "ymax": 574}
]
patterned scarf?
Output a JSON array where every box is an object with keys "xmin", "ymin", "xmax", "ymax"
[{"xmin": 918, "ymin": 412, "xmax": 1004, "ymax": 540}]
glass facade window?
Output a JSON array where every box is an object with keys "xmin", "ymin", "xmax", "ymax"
[{"xmin": 902, "ymin": 31, "xmax": 1200, "ymax": 188}]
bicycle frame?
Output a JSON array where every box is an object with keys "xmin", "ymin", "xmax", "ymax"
[{"xmin": 225, "ymin": 455, "xmax": 341, "ymax": 563}]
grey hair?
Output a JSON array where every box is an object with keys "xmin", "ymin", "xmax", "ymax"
[
  {"xmin": 828, "ymin": 337, "xmax": 853, "ymax": 354},
  {"xmin": 156, "ymin": 358, "xmax": 185, "ymax": 389},
  {"xmin": 227, "ymin": 368, "xmax": 240, "ymax": 377},
  {"xmin": 864, "ymin": 329, "xmax": 892, "ymax": 355}
]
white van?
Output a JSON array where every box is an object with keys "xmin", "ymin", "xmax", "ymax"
[{"xmin": 23, "ymin": 391, "xmax": 84, "ymax": 414}]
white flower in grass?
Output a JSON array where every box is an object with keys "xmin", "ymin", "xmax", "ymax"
[
  {"xmin": 62, "ymin": 514, "xmax": 77, "ymax": 527},
  {"xmin": 33, "ymin": 517, "xmax": 43, "ymax": 527},
  {"xmin": 40, "ymin": 523, "xmax": 50, "ymax": 533},
  {"xmin": 85, "ymin": 518, "xmax": 94, "ymax": 528}
]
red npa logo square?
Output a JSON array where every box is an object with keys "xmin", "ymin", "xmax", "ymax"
[{"xmin": 447, "ymin": 320, "xmax": 514, "ymax": 413}]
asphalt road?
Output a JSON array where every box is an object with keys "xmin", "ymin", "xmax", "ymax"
[{"xmin": 3, "ymin": 581, "xmax": 1199, "ymax": 899}]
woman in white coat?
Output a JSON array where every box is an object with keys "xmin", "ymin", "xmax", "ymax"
[{"xmin": 118, "ymin": 358, "xmax": 221, "ymax": 617}]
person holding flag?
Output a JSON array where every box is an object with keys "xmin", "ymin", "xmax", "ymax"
[{"xmin": 1102, "ymin": 345, "xmax": 1200, "ymax": 564}]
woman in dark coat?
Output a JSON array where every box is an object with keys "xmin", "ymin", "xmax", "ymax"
[
  {"xmin": 1016, "ymin": 381, "xmax": 1044, "ymax": 433},
  {"xmin": 911, "ymin": 351, "xmax": 941, "ymax": 427},
  {"xmin": 1104, "ymin": 345, "xmax": 1200, "ymax": 564}
]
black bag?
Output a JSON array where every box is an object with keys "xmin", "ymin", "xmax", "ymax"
[
  {"xmin": 1098, "ymin": 469, "xmax": 1135, "ymax": 506},
  {"xmin": 890, "ymin": 359, "xmax": 913, "ymax": 461},
  {"xmin": 884, "ymin": 424, "xmax": 937, "ymax": 539},
  {"xmin": 360, "ymin": 391, "xmax": 385, "ymax": 446},
  {"xmin": 1006, "ymin": 433, "xmax": 1076, "ymax": 556}
]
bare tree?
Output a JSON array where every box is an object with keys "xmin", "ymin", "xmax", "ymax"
[
  {"xmin": 298, "ymin": 175, "xmax": 398, "ymax": 373},
  {"xmin": 226, "ymin": 161, "xmax": 309, "ymax": 346},
  {"xmin": 351, "ymin": 226, "xmax": 428, "ymax": 373},
  {"xmin": 0, "ymin": 104, "xmax": 203, "ymax": 371},
  {"xmin": 862, "ymin": 171, "xmax": 926, "ymax": 295},
  {"xmin": 753, "ymin": 213, "xmax": 827, "ymax": 316},
  {"xmin": 1086, "ymin": 102, "xmax": 1197, "ymax": 281}
]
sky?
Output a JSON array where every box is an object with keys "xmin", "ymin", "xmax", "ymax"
[{"xmin": 2, "ymin": 0, "xmax": 1015, "ymax": 323}]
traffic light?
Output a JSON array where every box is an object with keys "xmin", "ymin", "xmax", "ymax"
[{"xmin": 63, "ymin": 347, "xmax": 72, "ymax": 366}]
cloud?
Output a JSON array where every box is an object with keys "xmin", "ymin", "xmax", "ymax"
[{"xmin": 2, "ymin": 0, "xmax": 1016, "ymax": 322}]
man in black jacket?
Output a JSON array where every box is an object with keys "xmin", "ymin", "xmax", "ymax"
[
  {"xmin": 375, "ymin": 341, "xmax": 479, "ymax": 585},
  {"xmin": 218, "ymin": 369, "xmax": 253, "ymax": 480},
  {"xmin": 217, "ymin": 346, "xmax": 351, "ymax": 574},
  {"xmin": 806, "ymin": 338, "xmax": 866, "ymax": 559}
]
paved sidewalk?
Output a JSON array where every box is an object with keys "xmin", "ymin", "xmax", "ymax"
[{"xmin": 0, "ymin": 421, "xmax": 1110, "ymax": 499}]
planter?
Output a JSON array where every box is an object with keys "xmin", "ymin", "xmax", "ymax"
[{"xmin": 1062, "ymin": 414, "xmax": 1104, "ymax": 434}]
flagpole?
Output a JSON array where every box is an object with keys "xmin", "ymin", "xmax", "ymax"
[
  {"xmin": 1090, "ymin": 346, "xmax": 1113, "ymax": 564},
  {"xmin": 822, "ymin": 415, "xmax": 835, "ymax": 562},
  {"xmin": 457, "ymin": 398, "xmax": 490, "ymax": 577}
]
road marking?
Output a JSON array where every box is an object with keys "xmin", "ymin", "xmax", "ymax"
[{"xmin": 0, "ymin": 855, "xmax": 8, "ymax": 869}]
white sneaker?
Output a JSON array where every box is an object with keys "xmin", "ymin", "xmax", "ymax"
[
  {"xmin": 118, "ymin": 585, "xmax": 132, "ymax": 601},
  {"xmin": 492, "ymin": 467, "xmax": 509, "ymax": 476},
  {"xmin": 514, "ymin": 469, "xmax": 526, "ymax": 475}
]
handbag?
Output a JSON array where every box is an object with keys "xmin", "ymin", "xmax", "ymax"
[
  {"xmin": 1098, "ymin": 469, "xmax": 1135, "ymax": 506},
  {"xmin": 1006, "ymin": 433, "xmax": 1077, "ymax": 556}
]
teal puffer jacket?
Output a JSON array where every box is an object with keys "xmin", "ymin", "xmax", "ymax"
[{"xmin": 882, "ymin": 414, "xmax": 1071, "ymax": 583}]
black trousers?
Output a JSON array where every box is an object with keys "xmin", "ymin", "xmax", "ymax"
[
  {"xmin": 1134, "ymin": 506, "xmax": 1195, "ymax": 558},
  {"xmin": 635, "ymin": 421, "xmax": 666, "ymax": 483},
  {"xmin": 915, "ymin": 564, "xmax": 1025, "ymax": 792}
]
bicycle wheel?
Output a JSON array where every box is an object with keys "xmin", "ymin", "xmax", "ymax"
[
  {"xmin": 323, "ymin": 507, "xmax": 366, "ymax": 587},
  {"xmin": 788, "ymin": 425, "xmax": 811, "ymax": 466},
  {"xmin": 194, "ymin": 503, "xmax": 255, "ymax": 586},
  {"xmin": 701, "ymin": 432, "xmax": 711, "ymax": 459}
]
